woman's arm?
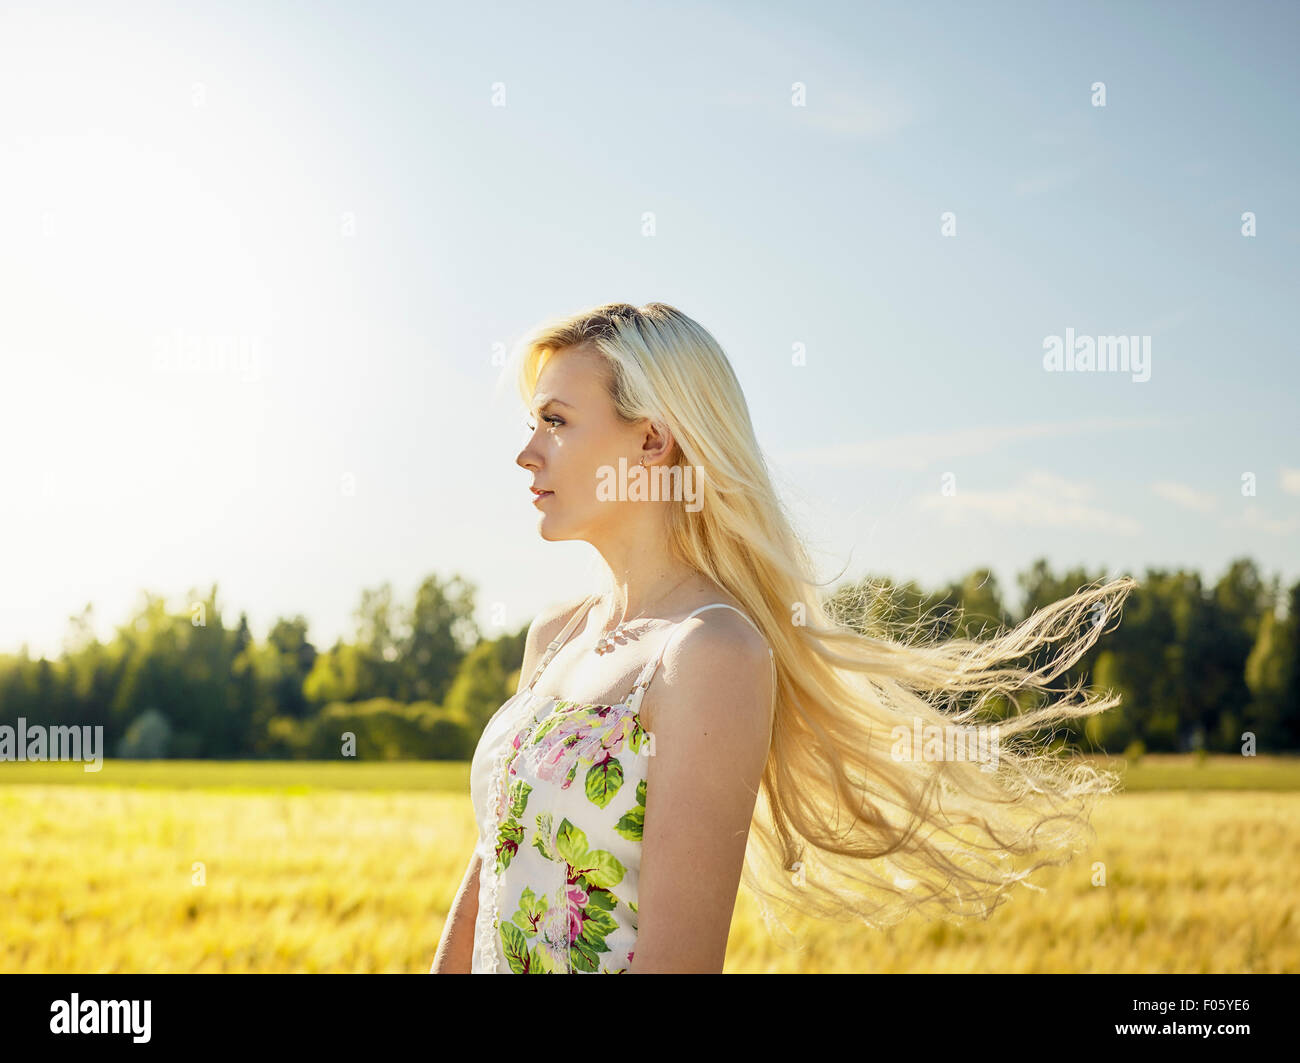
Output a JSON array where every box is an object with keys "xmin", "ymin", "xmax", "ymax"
[
  {"xmin": 429, "ymin": 849, "xmax": 482, "ymax": 973},
  {"xmin": 627, "ymin": 613, "xmax": 774, "ymax": 973}
]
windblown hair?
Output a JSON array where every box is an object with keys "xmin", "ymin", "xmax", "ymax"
[{"xmin": 508, "ymin": 300, "xmax": 1136, "ymax": 948}]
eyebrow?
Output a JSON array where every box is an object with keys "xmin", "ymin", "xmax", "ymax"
[{"xmin": 530, "ymin": 396, "xmax": 574, "ymax": 414}]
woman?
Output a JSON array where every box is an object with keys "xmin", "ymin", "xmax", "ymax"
[{"xmin": 430, "ymin": 301, "xmax": 1134, "ymax": 974}]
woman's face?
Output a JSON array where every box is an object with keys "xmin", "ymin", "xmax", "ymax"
[{"xmin": 516, "ymin": 345, "xmax": 651, "ymax": 542}]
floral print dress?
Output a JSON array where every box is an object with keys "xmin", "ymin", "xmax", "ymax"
[{"xmin": 462, "ymin": 593, "xmax": 772, "ymax": 974}]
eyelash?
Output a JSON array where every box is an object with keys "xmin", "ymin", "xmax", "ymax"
[{"xmin": 526, "ymin": 415, "xmax": 564, "ymax": 431}]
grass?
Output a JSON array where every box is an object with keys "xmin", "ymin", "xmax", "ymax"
[
  {"xmin": 4, "ymin": 752, "xmax": 1299, "ymax": 792},
  {"xmin": 0, "ymin": 758, "xmax": 469, "ymax": 792},
  {"xmin": 2, "ymin": 754, "xmax": 1297, "ymax": 973}
]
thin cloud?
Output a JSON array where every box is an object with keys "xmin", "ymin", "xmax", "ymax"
[
  {"xmin": 915, "ymin": 469, "xmax": 1142, "ymax": 533},
  {"xmin": 774, "ymin": 415, "xmax": 1166, "ymax": 471},
  {"xmin": 1152, "ymin": 480, "xmax": 1218, "ymax": 513},
  {"xmin": 1281, "ymin": 467, "xmax": 1300, "ymax": 495},
  {"xmin": 1230, "ymin": 507, "xmax": 1300, "ymax": 536}
]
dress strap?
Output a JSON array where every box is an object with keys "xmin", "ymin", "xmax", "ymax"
[
  {"xmin": 526, "ymin": 594, "xmax": 600, "ymax": 692},
  {"xmin": 625, "ymin": 603, "xmax": 775, "ymax": 717}
]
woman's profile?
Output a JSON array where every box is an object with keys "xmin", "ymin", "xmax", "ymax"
[{"xmin": 430, "ymin": 301, "xmax": 1135, "ymax": 974}]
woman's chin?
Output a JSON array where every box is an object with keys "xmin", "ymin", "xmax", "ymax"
[
  {"xmin": 536, "ymin": 514, "xmax": 583, "ymax": 543},
  {"xmin": 536, "ymin": 514, "xmax": 563, "ymax": 541}
]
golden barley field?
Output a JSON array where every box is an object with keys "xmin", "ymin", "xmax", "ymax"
[{"xmin": 2, "ymin": 755, "xmax": 1297, "ymax": 973}]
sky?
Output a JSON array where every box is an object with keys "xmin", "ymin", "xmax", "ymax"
[{"xmin": 1, "ymin": 0, "xmax": 1297, "ymax": 659}]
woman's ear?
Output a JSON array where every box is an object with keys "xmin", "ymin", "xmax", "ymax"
[{"xmin": 640, "ymin": 420, "xmax": 675, "ymax": 465}]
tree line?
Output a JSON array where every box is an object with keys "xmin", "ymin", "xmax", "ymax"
[{"xmin": 1, "ymin": 558, "xmax": 1296, "ymax": 760}]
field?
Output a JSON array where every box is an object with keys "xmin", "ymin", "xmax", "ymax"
[{"xmin": 2, "ymin": 755, "xmax": 1297, "ymax": 973}]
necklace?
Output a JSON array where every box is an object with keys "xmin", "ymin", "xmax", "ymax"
[{"xmin": 594, "ymin": 572, "xmax": 694, "ymax": 655}]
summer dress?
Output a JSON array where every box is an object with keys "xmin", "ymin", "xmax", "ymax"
[{"xmin": 462, "ymin": 592, "xmax": 773, "ymax": 974}]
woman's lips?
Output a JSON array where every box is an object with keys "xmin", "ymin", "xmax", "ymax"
[{"xmin": 532, "ymin": 490, "xmax": 553, "ymax": 506}]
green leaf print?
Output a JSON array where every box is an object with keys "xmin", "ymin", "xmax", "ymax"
[
  {"xmin": 614, "ymin": 805, "xmax": 643, "ymax": 842},
  {"xmin": 577, "ymin": 904, "xmax": 618, "ymax": 951},
  {"xmin": 530, "ymin": 713, "xmax": 563, "ymax": 744},
  {"xmin": 495, "ymin": 818, "xmax": 524, "ymax": 871},
  {"xmin": 584, "ymin": 756, "xmax": 624, "ymax": 807},
  {"xmin": 528, "ymin": 942, "xmax": 558, "ymax": 974},
  {"xmin": 569, "ymin": 937, "xmax": 600, "ymax": 973},
  {"xmin": 508, "ymin": 779, "xmax": 532, "ymax": 818},
  {"xmin": 500, "ymin": 921, "xmax": 530, "ymax": 974},
  {"xmin": 568, "ymin": 903, "xmax": 618, "ymax": 973},
  {"xmin": 552, "ymin": 818, "xmax": 587, "ymax": 865},
  {"xmin": 577, "ymin": 848, "xmax": 626, "ymax": 889},
  {"xmin": 509, "ymin": 886, "xmax": 548, "ymax": 934},
  {"xmin": 555, "ymin": 819, "xmax": 626, "ymax": 889},
  {"xmin": 614, "ymin": 775, "xmax": 648, "ymax": 841},
  {"xmin": 532, "ymin": 811, "xmax": 556, "ymax": 861}
]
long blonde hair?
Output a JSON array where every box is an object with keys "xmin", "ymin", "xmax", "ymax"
[{"xmin": 509, "ymin": 301, "xmax": 1136, "ymax": 948}]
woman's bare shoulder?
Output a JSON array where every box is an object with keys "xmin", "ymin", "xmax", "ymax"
[
  {"xmin": 512, "ymin": 594, "xmax": 594, "ymax": 696},
  {"xmin": 519, "ymin": 594, "xmax": 595, "ymax": 664},
  {"xmin": 532, "ymin": 593, "xmax": 596, "ymax": 638}
]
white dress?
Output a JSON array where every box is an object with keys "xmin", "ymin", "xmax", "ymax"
[{"xmin": 460, "ymin": 593, "xmax": 771, "ymax": 973}]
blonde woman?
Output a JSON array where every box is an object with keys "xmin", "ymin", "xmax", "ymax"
[{"xmin": 430, "ymin": 302, "xmax": 1134, "ymax": 974}]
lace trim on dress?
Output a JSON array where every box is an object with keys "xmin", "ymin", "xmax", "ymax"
[
  {"xmin": 476, "ymin": 748, "xmax": 507, "ymax": 972},
  {"xmin": 475, "ymin": 730, "xmax": 515, "ymax": 970}
]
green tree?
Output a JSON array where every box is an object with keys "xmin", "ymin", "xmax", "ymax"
[
  {"xmin": 397, "ymin": 574, "xmax": 479, "ymax": 704},
  {"xmin": 351, "ymin": 583, "xmax": 403, "ymax": 699},
  {"xmin": 1246, "ymin": 580, "xmax": 1300, "ymax": 750},
  {"xmin": 303, "ymin": 639, "xmax": 366, "ymax": 705},
  {"xmin": 443, "ymin": 640, "xmax": 512, "ymax": 733},
  {"xmin": 117, "ymin": 707, "xmax": 172, "ymax": 758},
  {"xmin": 266, "ymin": 616, "xmax": 317, "ymax": 718}
]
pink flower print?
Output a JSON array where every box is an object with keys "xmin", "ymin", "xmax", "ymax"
[
  {"xmin": 533, "ymin": 714, "xmax": 605, "ymax": 787},
  {"xmin": 585, "ymin": 705, "xmax": 634, "ymax": 753},
  {"xmin": 628, "ymin": 950, "xmax": 635, "ymax": 963},
  {"xmin": 600, "ymin": 717, "xmax": 633, "ymax": 755},
  {"xmin": 539, "ymin": 903, "xmax": 570, "ymax": 949},
  {"xmin": 566, "ymin": 882, "xmax": 590, "ymax": 942},
  {"xmin": 532, "ymin": 706, "xmax": 637, "ymax": 788}
]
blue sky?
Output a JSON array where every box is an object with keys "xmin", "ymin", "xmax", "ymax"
[{"xmin": 1, "ymin": 0, "xmax": 1296, "ymax": 658}]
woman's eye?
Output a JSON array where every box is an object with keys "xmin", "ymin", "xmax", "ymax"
[{"xmin": 525, "ymin": 415, "xmax": 563, "ymax": 431}]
